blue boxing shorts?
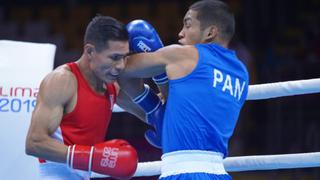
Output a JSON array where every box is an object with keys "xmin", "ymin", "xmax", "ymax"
[{"xmin": 159, "ymin": 150, "xmax": 231, "ymax": 180}]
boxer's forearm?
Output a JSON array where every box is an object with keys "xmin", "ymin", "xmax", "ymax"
[
  {"xmin": 25, "ymin": 135, "xmax": 68, "ymax": 163},
  {"xmin": 124, "ymin": 52, "xmax": 166, "ymax": 78},
  {"xmin": 118, "ymin": 76, "xmax": 145, "ymax": 98},
  {"xmin": 117, "ymin": 88, "xmax": 146, "ymax": 122}
]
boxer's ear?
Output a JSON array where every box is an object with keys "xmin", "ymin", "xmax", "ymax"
[
  {"xmin": 202, "ymin": 25, "xmax": 219, "ymax": 43},
  {"xmin": 84, "ymin": 44, "xmax": 95, "ymax": 59}
]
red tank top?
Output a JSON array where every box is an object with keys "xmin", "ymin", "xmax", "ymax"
[
  {"xmin": 60, "ymin": 62, "xmax": 116, "ymax": 146},
  {"xmin": 39, "ymin": 62, "xmax": 116, "ymax": 163}
]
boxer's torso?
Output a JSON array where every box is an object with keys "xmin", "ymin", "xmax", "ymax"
[{"xmin": 163, "ymin": 43, "xmax": 249, "ymax": 157}]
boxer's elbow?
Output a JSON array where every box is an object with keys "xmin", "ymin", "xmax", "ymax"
[
  {"xmin": 25, "ymin": 135, "xmax": 37, "ymax": 156},
  {"xmin": 25, "ymin": 133, "xmax": 45, "ymax": 157}
]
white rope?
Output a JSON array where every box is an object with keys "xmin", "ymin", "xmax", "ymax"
[
  {"xmin": 223, "ymin": 152, "xmax": 320, "ymax": 172},
  {"xmin": 90, "ymin": 152, "xmax": 320, "ymax": 178},
  {"xmin": 99, "ymin": 78, "xmax": 320, "ymax": 178},
  {"xmin": 113, "ymin": 78, "xmax": 320, "ymax": 112},
  {"xmin": 247, "ymin": 78, "xmax": 320, "ymax": 100}
]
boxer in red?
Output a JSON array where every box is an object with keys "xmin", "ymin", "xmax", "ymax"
[{"xmin": 25, "ymin": 15, "xmax": 141, "ymax": 179}]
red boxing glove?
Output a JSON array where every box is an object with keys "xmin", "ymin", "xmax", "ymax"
[{"xmin": 67, "ymin": 139, "xmax": 138, "ymax": 179}]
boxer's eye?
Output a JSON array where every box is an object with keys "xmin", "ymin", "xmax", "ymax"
[
  {"xmin": 184, "ymin": 18, "xmax": 192, "ymax": 29},
  {"xmin": 109, "ymin": 54, "xmax": 125, "ymax": 61}
]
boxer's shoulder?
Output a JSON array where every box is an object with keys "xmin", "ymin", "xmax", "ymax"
[
  {"xmin": 47, "ymin": 65, "xmax": 76, "ymax": 87},
  {"xmin": 39, "ymin": 65, "xmax": 77, "ymax": 104},
  {"xmin": 156, "ymin": 44, "xmax": 197, "ymax": 64}
]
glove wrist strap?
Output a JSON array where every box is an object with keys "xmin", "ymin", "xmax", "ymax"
[
  {"xmin": 153, "ymin": 73, "xmax": 168, "ymax": 85},
  {"xmin": 133, "ymin": 84, "xmax": 161, "ymax": 114}
]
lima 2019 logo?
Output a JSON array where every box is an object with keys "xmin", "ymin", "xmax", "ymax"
[{"xmin": 0, "ymin": 86, "xmax": 38, "ymax": 113}]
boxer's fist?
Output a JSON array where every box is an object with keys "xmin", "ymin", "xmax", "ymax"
[
  {"xmin": 133, "ymin": 84, "xmax": 164, "ymax": 148},
  {"xmin": 144, "ymin": 102, "xmax": 165, "ymax": 148},
  {"xmin": 68, "ymin": 139, "xmax": 138, "ymax": 178},
  {"xmin": 126, "ymin": 19, "xmax": 163, "ymax": 53},
  {"xmin": 126, "ymin": 19, "xmax": 168, "ymax": 85}
]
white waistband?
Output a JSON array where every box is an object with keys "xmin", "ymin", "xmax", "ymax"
[{"xmin": 160, "ymin": 150, "xmax": 227, "ymax": 178}]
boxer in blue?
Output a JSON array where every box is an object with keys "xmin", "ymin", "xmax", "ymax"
[{"xmin": 120, "ymin": 0, "xmax": 249, "ymax": 179}]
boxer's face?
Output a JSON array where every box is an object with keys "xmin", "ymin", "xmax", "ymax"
[
  {"xmin": 178, "ymin": 10, "xmax": 203, "ymax": 45},
  {"xmin": 179, "ymin": 9, "xmax": 217, "ymax": 45},
  {"xmin": 89, "ymin": 40, "xmax": 129, "ymax": 83}
]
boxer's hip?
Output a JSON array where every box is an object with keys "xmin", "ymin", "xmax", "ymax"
[{"xmin": 160, "ymin": 150, "xmax": 229, "ymax": 179}]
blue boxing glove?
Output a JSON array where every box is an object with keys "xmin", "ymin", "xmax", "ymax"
[
  {"xmin": 133, "ymin": 84, "xmax": 164, "ymax": 148},
  {"xmin": 126, "ymin": 19, "xmax": 168, "ymax": 85}
]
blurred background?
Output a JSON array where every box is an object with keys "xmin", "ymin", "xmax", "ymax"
[{"xmin": 0, "ymin": 0, "xmax": 319, "ymax": 179}]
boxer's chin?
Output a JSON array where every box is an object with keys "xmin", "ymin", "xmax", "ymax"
[
  {"xmin": 105, "ymin": 76, "xmax": 118, "ymax": 83},
  {"xmin": 178, "ymin": 39, "xmax": 185, "ymax": 45}
]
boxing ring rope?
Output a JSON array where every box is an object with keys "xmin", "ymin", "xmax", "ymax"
[
  {"xmin": 91, "ymin": 152, "xmax": 320, "ymax": 178},
  {"xmin": 113, "ymin": 78, "xmax": 320, "ymax": 112},
  {"xmin": 247, "ymin": 78, "xmax": 320, "ymax": 100},
  {"xmin": 102, "ymin": 78, "xmax": 320, "ymax": 178}
]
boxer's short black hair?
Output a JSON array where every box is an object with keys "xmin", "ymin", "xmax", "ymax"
[
  {"xmin": 190, "ymin": 0, "xmax": 235, "ymax": 42},
  {"xmin": 84, "ymin": 15, "xmax": 128, "ymax": 52}
]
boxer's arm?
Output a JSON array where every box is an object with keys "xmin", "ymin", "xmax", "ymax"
[
  {"xmin": 126, "ymin": 19, "xmax": 169, "ymax": 101},
  {"xmin": 113, "ymin": 81, "xmax": 146, "ymax": 122},
  {"xmin": 116, "ymin": 88, "xmax": 146, "ymax": 122},
  {"xmin": 123, "ymin": 45, "xmax": 179, "ymax": 77},
  {"xmin": 25, "ymin": 68, "xmax": 76, "ymax": 163}
]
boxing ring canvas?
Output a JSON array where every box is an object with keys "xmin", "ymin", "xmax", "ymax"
[{"xmin": 0, "ymin": 40, "xmax": 56, "ymax": 180}]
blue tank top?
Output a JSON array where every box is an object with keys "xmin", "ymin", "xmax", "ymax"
[{"xmin": 162, "ymin": 43, "xmax": 249, "ymax": 157}]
